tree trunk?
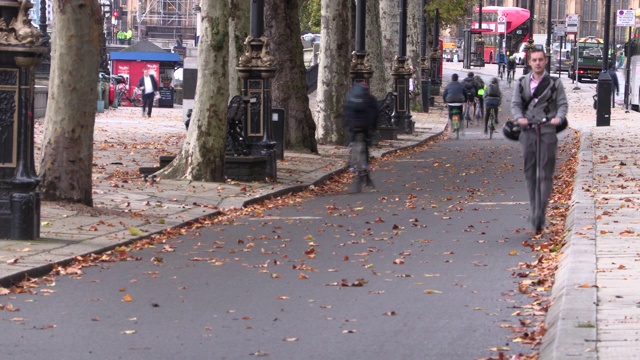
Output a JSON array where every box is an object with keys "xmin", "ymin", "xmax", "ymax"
[
  {"xmin": 366, "ymin": 0, "xmax": 387, "ymax": 99},
  {"xmin": 265, "ymin": 0, "xmax": 318, "ymax": 153},
  {"xmin": 157, "ymin": 0, "xmax": 229, "ymax": 181},
  {"xmin": 37, "ymin": 0, "xmax": 103, "ymax": 206},
  {"xmin": 407, "ymin": 0, "xmax": 422, "ymax": 109},
  {"xmin": 379, "ymin": 0, "xmax": 399, "ymax": 92},
  {"xmin": 228, "ymin": 0, "xmax": 250, "ymax": 97},
  {"xmin": 315, "ymin": 0, "xmax": 351, "ymax": 144}
]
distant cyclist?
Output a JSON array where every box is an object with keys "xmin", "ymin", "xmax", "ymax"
[
  {"xmin": 474, "ymin": 75, "xmax": 486, "ymax": 121},
  {"xmin": 507, "ymin": 56, "xmax": 517, "ymax": 81},
  {"xmin": 462, "ymin": 72, "xmax": 479, "ymax": 119},
  {"xmin": 343, "ymin": 82, "xmax": 378, "ymax": 175},
  {"xmin": 442, "ymin": 73, "xmax": 468, "ymax": 129},
  {"xmin": 483, "ymin": 77, "xmax": 502, "ymax": 134}
]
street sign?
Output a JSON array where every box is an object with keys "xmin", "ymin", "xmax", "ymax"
[
  {"xmin": 497, "ymin": 16, "xmax": 506, "ymax": 23},
  {"xmin": 554, "ymin": 24, "xmax": 566, "ymax": 37},
  {"xmin": 616, "ymin": 9, "xmax": 635, "ymax": 26},
  {"xmin": 566, "ymin": 14, "xmax": 579, "ymax": 34}
]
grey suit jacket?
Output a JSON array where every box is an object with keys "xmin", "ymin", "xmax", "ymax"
[{"xmin": 511, "ymin": 72, "xmax": 568, "ymax": 134}]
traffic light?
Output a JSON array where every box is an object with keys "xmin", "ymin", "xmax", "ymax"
[{"xmin": 113, "ymin": 9, "xmax": 119, "ymax": 19}]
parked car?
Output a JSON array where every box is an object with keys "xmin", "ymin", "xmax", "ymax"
[{"xmin": 550, "ymin": 49, "xmax": 572, "ymax": 73}]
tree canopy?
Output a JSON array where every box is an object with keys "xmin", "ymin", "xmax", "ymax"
[
  {"xmin": 424, "ymin": 0, "xmax": 475, "ymax": 30},
  {"xmin": 299, "ymin": 0, "xmax": 321, "ymax": 34}
]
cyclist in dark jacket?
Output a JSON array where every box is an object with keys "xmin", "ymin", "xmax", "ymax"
[
  {"xmin": 462, "ymin": 72, "xmax": 479, "ymax": 117},
  {"xmin": 507, "ymin": 56, "xmax": 517, "ymax": 80},
  {"xmin": 483, "ymin": 77, "xmax": 502, "ymax": 133},
  {"xmin": 442, "ymin": 73, "xmax": 468, "ymax": 104},
  {"xmin": 344, "ymin": 82, "xmax": 377, "ymax": 187}
]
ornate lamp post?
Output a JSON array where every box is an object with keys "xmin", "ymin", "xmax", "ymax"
[
  {"xmin": 0, "ymin": 0, "xmax": 46, "ymax": 240},
  {"xmin": 350, "ymin": 0, "xmax": 373, "ymax": 84},
  {"xmin": 236, "ymin": 0, "xmax": 277, "ymax": 179},
  {"xmin": 429, "ymin": 8, "xmax": 442, "ymax": 95},
  {"xmin": 474, "ymin": 0, "xmax": 485, "ymax": 67},
  {"xmin": 420, "ymin": 0, "xmax": 430, "ymax": 112},
  {"xmin": 596, "ymin": 0, "xmax": 612, "ymax": 126},
  {"xmin": 34, "ymin": 0, "xmax": 51, "ymax": 78},
  {"xmin": 391, "ymin": 0, "xmax": 412, "ymax": 134}
]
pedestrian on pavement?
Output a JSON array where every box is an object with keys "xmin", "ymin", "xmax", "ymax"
[
  {"xmin": 343, "ymin": 82, "xmax": 378, "ymax": 186},
  {"xmin": 483, "ymin": 77, "xmax": 501, "ymax": 134},
  {"xmin": 126, "ymin": 28, "xmax": 133, "ymax": 45},
  {"xmin": 138, "ymin": 67, "xmax": 158, "ymax": 118},
  {"xmin": 607, "ymin": 65, "xmax": 619, "ymax": 108},
  {"xmin": 511, "ymin": 48, "xmax": 568, "ymax": 231}
]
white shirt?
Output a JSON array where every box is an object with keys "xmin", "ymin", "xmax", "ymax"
[{"xmin": 144, "ymin": 75, "xmax": 154, "ymax": 94}]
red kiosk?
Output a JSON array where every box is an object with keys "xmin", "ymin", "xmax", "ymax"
[{"xmin": 109, "ymin": 40, "xmax": 181, "ymax": 107}]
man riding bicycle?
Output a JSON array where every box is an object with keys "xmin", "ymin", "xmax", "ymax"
[
  {"xmin": 506, "ymin": 56, "xmax": 517, "ymax": 82},
  {"xmin": 483, "ymin": 77, "xmax": 501, "ymax": 134},
  {"xmin": 344, "ymin": 82, "xmax": 378, "ymax": 185},
  {"xmin": 442, "ymin": 73, "xmax": 468, "ymax": 130},
  {"xmin": 462, "ymin": 72, "xmax": 479, "ymax": 121}
]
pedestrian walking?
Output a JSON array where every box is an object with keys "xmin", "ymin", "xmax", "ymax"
[
  {"xmin": 607, "ymin": 65, "xmax": 619, "ymax": 108},
  {"xmin": 511, "ymin": 48, "xmax": 568, "ymax": 232},
  {"xmin": 126, "ymin": 28, "xmax": 133, "ymax": 45},
  {"xmin": 138, "ymin": 67, "xmax": 158, "ymax": 118}
]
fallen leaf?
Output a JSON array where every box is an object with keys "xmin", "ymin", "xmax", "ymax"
[
  {"xmin": 424, "ymin": 289, "xmax": 443, "ymax": 294},
  {"xmin": 121, "ymin": 330, "xmax": 136, "ymax": 335},
  {"xmin": 122, "ymin": 294, "xmax": 133, "ymax": 302}
]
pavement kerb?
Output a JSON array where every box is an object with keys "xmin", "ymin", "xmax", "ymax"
[{"xmin": 539, "ymin": 126, "xmax": 598, "ymax": 359}]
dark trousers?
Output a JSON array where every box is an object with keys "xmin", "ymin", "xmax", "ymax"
[
  {"xmin": 142, "ymin": 93, "xmax": 154, "ymax": 116},
  {"xmin": 519, "ymin": 130, "xmax": 558, "ymax": 218}
]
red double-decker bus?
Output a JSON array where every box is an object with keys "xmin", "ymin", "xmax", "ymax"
[{"xmin": 471, "ymin": 6, "xmax": 530, "ymax": 63}]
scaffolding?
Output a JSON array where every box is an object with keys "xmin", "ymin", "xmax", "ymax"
[{"xmin": 134, "ymin": 0, "xmax": 198, "ymax": 41}]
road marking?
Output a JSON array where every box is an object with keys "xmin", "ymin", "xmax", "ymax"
[
  {"xmin": 468, "ymin": 202, "xmax": 528, "ymax": 205},
  {"xmin": 246, "ymin": 216, "xmax": 323, "ymax": 220}
]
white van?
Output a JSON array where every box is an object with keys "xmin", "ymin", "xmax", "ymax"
[{"xmin": 513, "ymin": 42, "xmax": 545, "ymax": 65}]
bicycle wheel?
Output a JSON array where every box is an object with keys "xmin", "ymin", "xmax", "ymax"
[
  {"xmin": 350, "ymin": 134, "xmax": 366, "ymax": 193},
  {"xmin": 452, "ymin": 114, "xmax": 460, "ymax": 140},
  {"xmin": 133, "ymin": 96, "xmax": 143, "ymax": 107},
  {"xmin": 488, "ymin": 108, "xmax": 496, "ymax": 139}
]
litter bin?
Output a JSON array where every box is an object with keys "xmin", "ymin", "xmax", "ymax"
[{"xmin": 272, "ymin": 108, "xmax": 285, "ymax": 160}]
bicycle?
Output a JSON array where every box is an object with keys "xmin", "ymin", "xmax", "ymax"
[
  {"xmin": 507, "ymin": 69, "xmax": 515, "ymax": 88},
  {"xmin": 486, "ymin": 106, "xmax": 497, "ymax": 139},
  {"xmin": 348, "ymin": 130, "xmax": 374, "ymax": 193},
  {"xmin": 116, "ymin": 84, "xmax": 143, "ymax": 107},
  {"xmin": 447, "ymin": 103, "xmax": 463, "ymax": 140},
  {"xmin": 464, "ymin": 98, "xmax": 474, "ymax": 127},
  {"xmin": 474, "ymin": 97, "xmax": 483, "ymax": 124}
]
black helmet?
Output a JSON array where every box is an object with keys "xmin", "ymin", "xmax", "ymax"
[
  {"xmin": 502, "ymin": 120, "xmax": 521, "ymax": 141},
  {"xmin": 468, "ymin": 72, "xmax": 474, "ymax": 78},
  {"xmin": 491, "ymin": 77, "xmax": 499, "ymax": 84}
]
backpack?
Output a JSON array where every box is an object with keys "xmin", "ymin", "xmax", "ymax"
[
  {"xmin": 485, "ymin": 83, "xmax": 500, "ymax": 98},
  {"xmin": 463, "ymin": 77, "xmax": 475, "ymax": 91}
]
